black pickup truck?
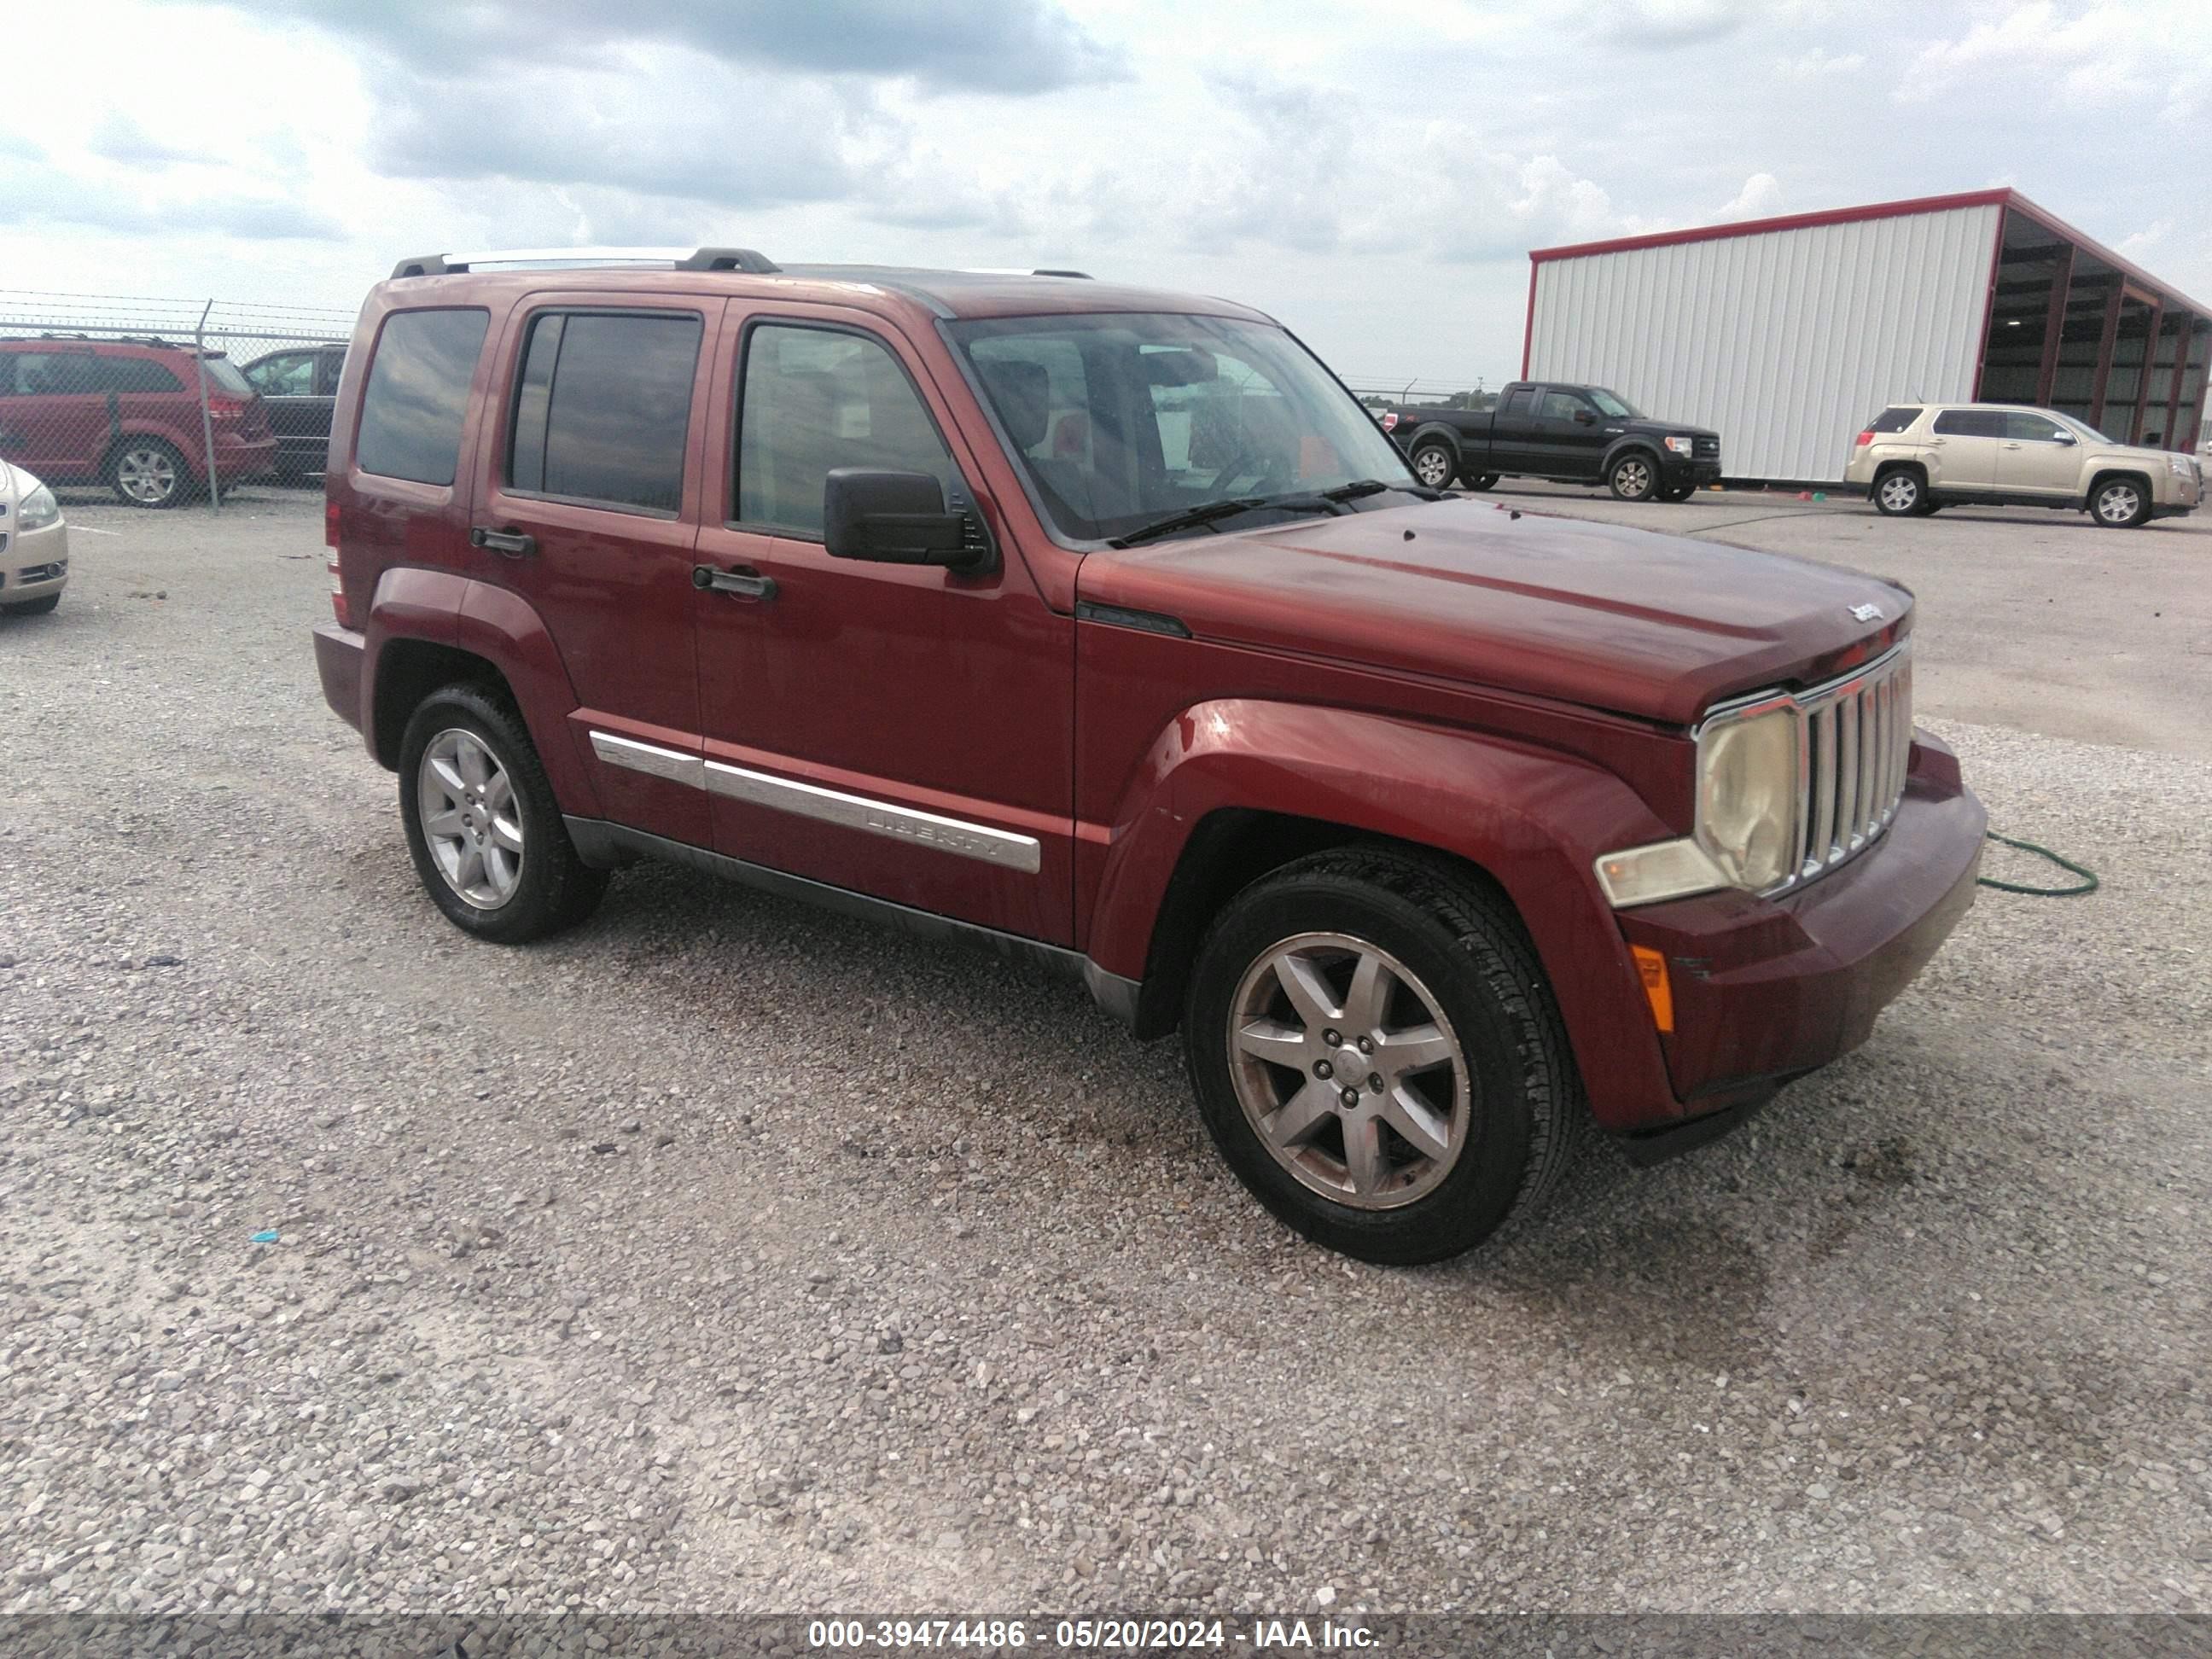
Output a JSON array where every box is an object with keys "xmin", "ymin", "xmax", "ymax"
[{"xmin": 1385, "ymin": 381, "xmax": 1721, "ymax": 502}]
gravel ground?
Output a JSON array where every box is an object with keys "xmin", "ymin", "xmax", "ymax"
[{"xmin": 1, "ymin": 490, "xmax": 2208, "ymax": 1621}]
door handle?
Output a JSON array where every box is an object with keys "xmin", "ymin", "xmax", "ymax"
[
  {"xmin": 693, "ymin": 564, "xmax": 777, "ymax": 601},
  {"xmin": 1927, "ymin": 438, "xmax": 1946, "ymax": 446},
  {"xmin": 2002, "ymin": 442, "xmax": 2023, "ymax": 450},
  {"xmin": 469, "ymin": 527, "xmax": 536, "ymax": 558}
]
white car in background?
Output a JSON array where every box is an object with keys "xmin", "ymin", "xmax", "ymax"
[{"xmin": 0, "ymin": 461, "xmax": 68, "ymax": 616}]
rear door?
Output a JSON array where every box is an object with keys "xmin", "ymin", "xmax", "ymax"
[
  {"xmin": 1488, "ymin": 385, "xmax": 1540, "ymax": 473},
  {"xmin": 1996, "ymin": 410, "xmax": 2081, "ymax": 498},
  {"xmin": 472, "ymin": 294, "xmax": 723, "ymax": 849},
  {"xmin": 1926, "ymin": 408, "xmax": 2001, "ymax": 493}
]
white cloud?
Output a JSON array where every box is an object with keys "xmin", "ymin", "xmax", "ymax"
[
  {"xmin": 1898, "ymin": 2, "xmax": 2212, "ymax": 125},
  {"xmin": 1779, "ymin": 47, "xmax": 1866, "ymax": 78},
  {"xmin": 1714, "ymin": 172, "xmax": 1785, "ymax": 222}
]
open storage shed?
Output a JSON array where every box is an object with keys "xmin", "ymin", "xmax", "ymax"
[{"xmin": 1523, "ymin": 189, "xmax": 2212, "ymax": 484}]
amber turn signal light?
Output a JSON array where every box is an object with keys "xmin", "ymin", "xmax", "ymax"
[{"xmin": 1630, "ymin": 945, "xmax": 1674, "ymax": 1033}]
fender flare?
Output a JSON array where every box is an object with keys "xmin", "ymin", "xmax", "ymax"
[
  {"xmin": 1600, "ymin": 435, "xmax": 1666, "ymax": 479},
  {"xmin": 1081, "ymin": 698, "xmax": 1683, "ymax": 1128},
  {"xmin": 364, "ymin": 568, "xmax": 601, "ymax": 817},
  {"xmin": 1400, "ymin": 420, "xmax": 1466, "ymax": 464}
]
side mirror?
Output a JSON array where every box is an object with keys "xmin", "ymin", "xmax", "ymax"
[
  {"xmin": 1573, "ymin": 408, "xmax": 1598, "ymax": 426},
  {"xmin": 2052, "ymin": 431, "xmax": 2076, "ymax": 445},
  {"xmin": 824, "ymin": 469, "xmax": 983, "ymax": 568}
]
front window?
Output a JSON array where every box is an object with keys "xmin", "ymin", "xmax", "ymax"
[
  {"xmin": 1587, "ymin": 387, "xmax": 1640, "ymax": 418},
  {"xmin": 947, "ymin": 312, "xmax": 1411, "ymax": 544}
]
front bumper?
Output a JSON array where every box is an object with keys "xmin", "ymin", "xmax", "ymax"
[
  {"xmin": 1, "ymin": 520, "xmax": 69, "ymax": 601},
  {"xmin": 313, "ymin": 621, "xmax": 366, "ymax": 734},
  {"xmin": 1610, "ymin": 732, "xmax": 1985, "ymax": 1150},
  {"xmin": 1662, "ymin": 455, "xmax": 1722, "ymax": 488}
]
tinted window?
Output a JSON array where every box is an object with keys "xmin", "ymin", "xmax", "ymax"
[
  {"xmin": 2005, "ymin": 411, "xmax": 2067, "ymax": 442},
  {"xmin": 90, "ymin": 356, "xmax": 184, "ymax": 393},
  {"xmin": 737, "ymin": 324, "xmax": 958, "ymax": 538},
  {"xmin": 1932, "ymin": 409, "xmax": 2003, "ymax": 438},
  {"xmin": 506, "ymin": 311, "xmax": 701, "ymax": 513},
  {"xmin": 247, "ymin": 352, "xmax": 317, "ymax": 396},
  {"xmin": 5, "ymin": 352, "xmax": 101, "ymax": 395},
  {"xmin": 1868, "ymin": 406, "xmax": 1921, "ymax": 434},
  {"xmin": 1538, "ymin": 390, "xmax": 1585, "ymax": 422},
  {"xmin": 357, "ymin": 309, "xmax": 490, "ymax": 486},
  {"xmin": 1500, "ymin": 387, "xmax": 1535, "ymax": 418}
]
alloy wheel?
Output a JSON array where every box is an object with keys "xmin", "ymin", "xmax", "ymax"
[
  {"xmin": 416, "ymin": 728, "xmax": 524, "ymax": 909},
  {"xmin": 1226, "ymin": 931, "xmax": 1470, "ymax": 1210},
  {"xmin": 2095, "ymin": 483, "xmax": 2141, "ymax": 525},
  {"xmin": 1412, "ymin": 447, "xmax": 1453, "ymax": 489},
  {"xmin": 1878, "ymin": 474, "xmax": 1919, "ymax": 513},
  {"xmin": 1614, "ymin": 458, "xmax": 1652, "ymax": 498},
  {"xmin": 116, "ymin": 446, "xmax": 180, "ymax": 505}
]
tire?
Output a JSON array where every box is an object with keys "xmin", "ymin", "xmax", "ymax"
[
  {"xmin": 1409, "ymin": 441, "xmax": 1458, "ymax": 492},
  {"xmin": 1464, "ymin": 473, "xmax": 1499, "ymax": 491},
  {"xmin": 2089, "ymin": 476, "xmax": 2150, "ymax": 529},
  {"xmin": 1, "ymin": 593, "xmax": 61, "ymax": 616},
  {"xmin": 1872, "ymin": 468, "xmax": 1926, "ymax": 516},
  {"xmin": 1185, "ymin": 847, "xmax": 1584, "ymax": 1265},
  {"xmin": 1656, "ymin": 484, "xmax": 1695, "ymax": 503},
  {"xmin": 397, "ymin": 684, "xmax": 608, "ymax": 945},
  {"xmin": 108, "ymin": 438, "xmax": 194, "ymax": 509},
  {"xmin": 1606, "ymin": 451, "xmax": 1658, "ymax": 501}
]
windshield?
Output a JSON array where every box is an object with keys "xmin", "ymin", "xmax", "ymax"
[
  {"xmin": 2056, "ymin": 412, "xmax": 2116, "ymax": 444},
  {"xmin": 1587, "ymin": 387, "xmax": 1640, "ymax": 418},
  {"xmin": 946, "ymin": 312, "xmax": 1412, "ymax": 544}
]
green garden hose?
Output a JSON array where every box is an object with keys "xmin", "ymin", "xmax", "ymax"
[{"xmin": 1978, "ymin": 830, "xmax": 2099, "ymax": 897}]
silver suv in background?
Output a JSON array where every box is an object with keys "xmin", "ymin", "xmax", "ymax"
[
  {"xmin": 1845, "ymin": 403, "xmax": 2201, "ymax": 527},
  {"xmin": 0, "ymin": 462, "xmax": 67, "ymax": 616}
]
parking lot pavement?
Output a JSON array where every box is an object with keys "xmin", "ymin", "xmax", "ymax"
[{"xmin": 1, "ymin": 494, "xmax": 2207, "ymax": 1618}]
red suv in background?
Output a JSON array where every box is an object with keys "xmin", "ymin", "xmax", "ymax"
[
  {"xmin": 311, "ymin": 248, "xmax": 1985, "ymax": 1264},
  {"xmin": 0, "ymin": 335, "xmax": 278, "ymax": 508}
]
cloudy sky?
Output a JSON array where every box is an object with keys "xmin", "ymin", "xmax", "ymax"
[{"xmin": 3, "ymin": 0, "xmax": 2207, "ymax": 390}]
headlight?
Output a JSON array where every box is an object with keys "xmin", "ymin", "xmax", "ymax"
[
  {"xmin": 1593, "ymin": 700, "xmax": 1800, "ymax": 908},
  {"xmin": 1663, "ymin": 434, "xmax": 1695, "ymax": 455},
  {"xmin": 1695, "ymin": 704, "xmax": 1800, "ymax": 891},
  {"xmin": 2169, "ymin": 455, "xmax": 2191, "ymax": 478},
  {"xmin": 15, "ymin": 484, "xmax": 60, "ymax": 531}
]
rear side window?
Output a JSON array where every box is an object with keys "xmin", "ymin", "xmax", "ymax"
[
  {"xmin": 357, "ymin": 308, "xmax": 490, "ymax": 486},
  {"xmin": 95, "ymin": 357, "xmax": 184, "ymax": 393},
  {"xmin": 508, "ymin": 311, "xmax": 701, "ymax": 514},
  {"xmin": 1500, "ymin": 387, "xmax": 1535, "ymax": 417},
  {"xmin": 3, "ymin": 352, "xmax": 100, "ymax": 395},
  {"xmin": 1868, "ymin": 406, "xmax": 1920, "ymax": 434},
  {"xmin": 1931, "ymin": 409, "xmax": 2002, "ymax": 438}
]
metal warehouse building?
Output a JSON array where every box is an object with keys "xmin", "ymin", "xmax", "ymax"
[{"xmin": 1522, "ymin": 189, "xmax": 2212, "ymax": 484}]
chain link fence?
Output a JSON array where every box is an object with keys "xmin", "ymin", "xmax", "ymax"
[
  {"xmin": 0, "ymin": 290, "xmax": 354, "ymax": 512},
  {"xmin": 1341, "ymin": 376, "xmax": 1500, "ymax": 415}
]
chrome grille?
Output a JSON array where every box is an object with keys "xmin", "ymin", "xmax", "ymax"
[{"xmin": 1792, "ymin": 643, "xmax": 1912, "ymax": 886}]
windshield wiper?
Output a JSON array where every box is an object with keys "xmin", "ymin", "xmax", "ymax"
[
  {"xmin": 1322, "ymin": 478, "xmax": 1451, "ymax": 504},
  {"xmin": 1108, "ymin": 492, "xmax": 1343, "ymax": 548}
]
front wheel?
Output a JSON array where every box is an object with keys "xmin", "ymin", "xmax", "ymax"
[
  {"xmin": 2089, "ymin": 478, "xmax": 2150, "ymax": 528},
  {"xmin": 398, "ymin": 684, "xmax": 608, "ymax": 944},
  {"xmin": 1408, "ymin": 442, "xmax": 1458, "ymax": 491},
  {"xmin": 1185, "ymin": 849, "xmax": 1583, "ymax": 1264},
  {"xmin": 1606, "ymin": 452, "xmax": 1657, "ymax": 501}
]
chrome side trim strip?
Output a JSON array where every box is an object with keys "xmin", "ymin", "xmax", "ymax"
[
  {"xmin": 704, "ymin": 760, "xmax": 1043, "ymax": 874},
  {"xmin": 589, "ymin": 731, "xmax": 706, "ymax": 789}
]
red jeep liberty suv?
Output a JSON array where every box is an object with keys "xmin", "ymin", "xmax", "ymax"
[{"xmin": 311, "ymin": 247, "xmax": 1985, "ymax": 1263}]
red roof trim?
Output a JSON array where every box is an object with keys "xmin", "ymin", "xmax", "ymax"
[
  {"xmin": 1519, "ymin": 259, "xmax": 1537, "ymax": 379},
  {"xmin": 1529, "ymin": 187, "xmax": 2211, "ymax": 322}
]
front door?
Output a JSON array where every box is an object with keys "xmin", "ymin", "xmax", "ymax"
[
  {"xmin": 0, "ymin": 350, "xmax": 108, "ymax": 480},
  {"xmin": 1925, "ymin": 408, "xmax": 2002, "ymax": 493},
  {"xmin": 1995, "ymin": 410, "xmax": 2082, "ymax": 498},
  {"xmin": 690, "ymin": 307, "xmax": 1076, "ymax": 945},
  {"xmin": 1534, "ymin": 387, "xmax": 1608, "ymax": 480},
  {"xmin": 469, "ymin": 294, "xmax": 723, "ymax": 849}
]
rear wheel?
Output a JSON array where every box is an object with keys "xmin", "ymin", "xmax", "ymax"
[
  {"xmin": 398, "ymin": 684, "xmax": 608, "ymax": 944},
  {"xmin": 1185, "ymin": 848, "xmax": 1582, "ymax": 1264},
  {"xmin": 1606, "ymin": 451, "xmax": 1657, "ymax": 501},
  {"xmin": 2089, "ymin": 477, "xmax": 2150, "ymax": 528},
  {"xmin": 109, "ymin": 439, "xmax": 193, "ymax": 509},
  {"xmin": 1409, "ymin": 441, "xmax": 1457, "ymax": 491},
  {"xmin": 1, "ymin": 593, "xmax": 60, "ymax": 616},
  {"xmin": 1873, "ymin": 468, "xmax": 1926, "ymax": 516}
]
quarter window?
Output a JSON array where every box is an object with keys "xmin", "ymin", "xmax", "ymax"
[
  {"xmin": 1868, "ymin": 406, "xmax": 1921, "ymax": 434},
  {"xmin": 357, "ymin": 308, "xmax": 490, "ymax": 487},
  {"xmin": 736, "ymin": 324, "xmax": 959, "ymax": 538},
  {"xmin": 507, "ymin": 311, "xmax": 701, "ymax": 514}
]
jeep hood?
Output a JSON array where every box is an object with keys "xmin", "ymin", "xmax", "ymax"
[{"xmin": 1077, "ymin": 498, "xmax": 1910, "ymax": 726}]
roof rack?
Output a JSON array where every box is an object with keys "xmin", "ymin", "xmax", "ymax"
[
  {"xmin": 390, "ymin": 247, "xmax": 780, "ymax": 279},
  {"xmin": 958, "ymin": 267, "xmax": 1094, "ymax": 279}
]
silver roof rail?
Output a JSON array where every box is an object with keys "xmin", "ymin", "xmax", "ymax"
[
  {"xmin": 957, "ymin": 267, "xmax": 1094, "ymax": 279},
  {"xmin": 390, "ymin": 247, "xmax": 779, "ymax": 278}
]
